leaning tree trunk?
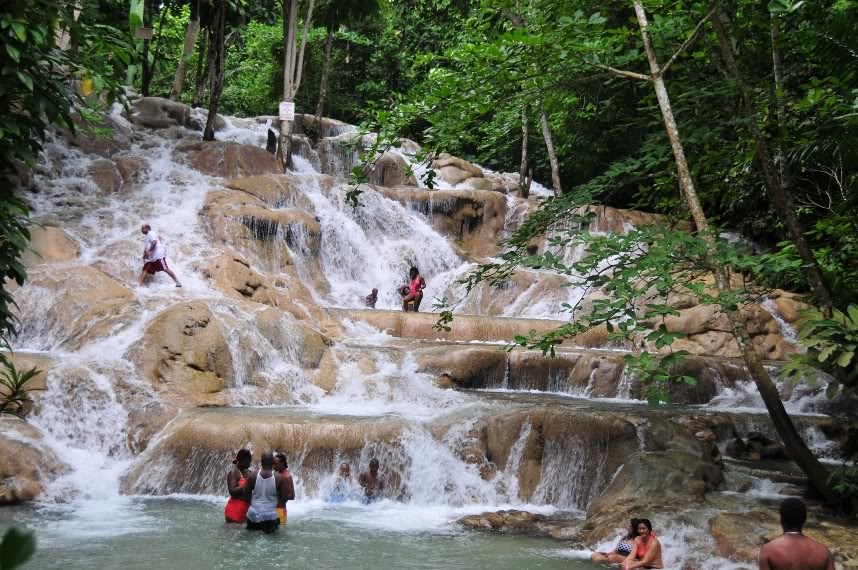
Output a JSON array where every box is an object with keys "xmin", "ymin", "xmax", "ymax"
[
  {"xmin": 710, "ymin": 11, "xmax": 834, "ymax": 313},
  {"xmin": 203, "ymin": 0, "xmax": 225, "ymax": 141},
  {"xmin": 519, "ymin": 107, "xmax": 531, "ymax": 198},
  {"xmin": 539, "ymin": 106, "xmax": 562, "ymax": 196},
  {"xmin": 634, "ymin": 1, "xmax": 836, "ymax": 503},
  {"xmin": 313, "ymin": 22, "xmax": 335, "ymax": 140},
  {"xmin": 170, "ymin": 0, "xmax": 200, "ymax": 101},
  {"xmin": 192, "ymin": 27, "xmax": 208, "ymax": 108}
]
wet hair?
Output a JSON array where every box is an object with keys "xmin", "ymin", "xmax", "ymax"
[
  {"xmin": 409, "ymin": 266, "xmax": 418, "ymax": 277},
  {"xmin": 369, "ymin": 458, "xmax": 379, "ymax": 469},
  {"xmin": 274, "ymin": 453, "xmax": 288, "ymax": 469},
  {"xmin": 233, "ymin": 449, "xmax": 251, "ymax": 465},
  {"xmin": 779, "ymin": 498, "xmax": 807, "ymax": 531},
  {"xmin": 261, "ymin": 452, "xmax": 274, "ymax": 469},
  {"xmin": 627, "ymin": 518, "xmax": 641, "ymax": 539},
  {"xmin": 637, "ymin": 519, "xmax": 653, "ymax": 532}
]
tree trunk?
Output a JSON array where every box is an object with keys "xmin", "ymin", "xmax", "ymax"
[
  {"xmin": 192, "ymin": 27, "xmax": 208, "ymax": 108},
  {"xmin": 149, "ymin": 0, "xmax": 170, "ymax": 90},
  {"xmin": 170, "ymin": 0, "xmax": 200, "ymax": 101},
  {"xmin": 519, "ymin": 107, "xmax": 530, "ymax": 198},
  {"xmin": 634, "ymin": 1, "xmax": 836, "ymax": 504},
  {"xmin": 203, "ymin": 0, "xmax": 225, "ymax": 141},
  {"xmin": 770, "ymin": 15, "xmax": 794, "ymax": 201},
  {"xmin": 539, "ymin": 107, "xmax": 562, "ymax": 196},
  {"xmin": 278, "ymin": 0, "xmax": 298, "ymax": 169},
  {"xmin": 313, "ymin": 23, "xmax": 335, "ymax": 140},
  {"xmin": 141, "ymin": 0, "xmax": 154, "ymax": 96},
  {"xmin": 710, "ymin": 11, "xmax": 834, "ymax": 313}
]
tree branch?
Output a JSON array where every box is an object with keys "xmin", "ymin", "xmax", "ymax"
[{"xmin": 656, "ymin": 6, "xmax": 718, "ymax": 78}]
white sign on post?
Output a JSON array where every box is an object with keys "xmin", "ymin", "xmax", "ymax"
[
  {"xmin": 279, "ymin": 101, "xmax": 295, "ymax": 121},
  {"xmin": 135, "ymin": 27, "xmax": 154, "ymax": 40}
]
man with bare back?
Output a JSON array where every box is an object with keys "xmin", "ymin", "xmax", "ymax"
[{"xmin": 759, "ymin": 498, "xmax": 834, "ymax": 570}]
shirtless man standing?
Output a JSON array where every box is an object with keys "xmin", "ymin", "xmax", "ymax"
[
  {"xmin": 759, "ymin": 498, "xmax": 834, "ymax": 570},
  {"xmin": 358, "ymin": 458, "xmax": 384, "ymax": 502}
]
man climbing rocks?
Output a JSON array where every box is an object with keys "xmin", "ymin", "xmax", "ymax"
[
  {"xmin": 759, "ymin": 498, "xmax": 834, "ymax": 570},
  {"xmin": 139, "ymin": 223, "xmax": 181, "ymax": 287}
]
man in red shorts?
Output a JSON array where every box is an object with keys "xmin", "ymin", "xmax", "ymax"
[{"xmin": 139, "ymin": 223, "xmax": 182, "ymax": 287}]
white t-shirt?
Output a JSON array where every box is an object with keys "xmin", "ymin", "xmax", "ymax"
[{"xmin": 144, "ymin": 231, "xmax": 167, "ymax": 261}]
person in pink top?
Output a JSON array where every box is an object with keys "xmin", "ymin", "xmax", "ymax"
[
  {"xmin": 623, "ymin": 519, "xmax": 663, "ymax": 569},
  {"xmin": 401, "ymin": 266, "xmax": 425, "ymax": 312}
]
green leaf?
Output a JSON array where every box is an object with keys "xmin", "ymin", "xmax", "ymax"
[
  {"xmin": 16, "ymin": 71, "xmax": 33, "ymax": 92},
  {"xmin": 836, "ymin": 351, "xmax": 854, "ymax": 368},
  {"xmin": 0, "ymin": 527, "xmax": 36, "ymax": 569},
  {"xmin": 5, "ymin": 45, "xmax": 19, "ymax": 63},
  {"xmin": 818, "ymin": 344, "xmax": 837, "ymax": 362},
  {"xmin": 10, "ymin": 22, "xmax": 26, "ymax": 41}
]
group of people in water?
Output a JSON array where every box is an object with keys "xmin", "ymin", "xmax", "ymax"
[
  {"xmin": 224, "ymin": 450, "xmax": 384, "ymax": 534},
  {"xmin": 590, "ymin": 498, "xmax": 834, "ymax": 569},
  {"xmin": 590, "ymin": 518, "xmax": 663, "ymax": 569},
  {"xmin": 365, "ymin": 266, "xmax": 427, "ymax": 312}
]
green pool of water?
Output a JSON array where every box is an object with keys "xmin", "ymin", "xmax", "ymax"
[{"xmin": 0, "ymin": 498, "xmax": 593, "ymax": 569}]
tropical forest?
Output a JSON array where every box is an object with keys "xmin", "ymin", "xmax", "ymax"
[{"xmin": 0, "ymin": 0, "xmax": 857, "ymax": 568}]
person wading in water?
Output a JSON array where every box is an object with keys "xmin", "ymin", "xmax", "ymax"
[
  {"xmin": 358, "ymin": 458, "xmax": 384, "ymax": 503},
  {"xmin": 139, "ymin": 223, "xmax": 182, "ymax": 287},
  {"xmin": 401, "ymin": 267, "xmax": 426, "ymax": 312},
  {"xmin": 244, "ymin": 452, "xmax": 290, "ymax": 533},
  {"xmin": 224, "ymin": 449, "xmax": 252, "ymax": 523},
  {"xmin": 623, "ymin": 519, "xmax": 663, "ymax": 569},
  {"xmin": 759, "ymin": 498, "xmax": 834, "ymax": 570},
  {"xmin": 272, "ymin": 453, "xmax": 295, "ymax": 528}
]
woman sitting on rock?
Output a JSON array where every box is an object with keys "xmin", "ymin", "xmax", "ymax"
[
  {"xmin": 622, "ymin": 519, "xmax": 663, "ymax": 569},
  {"xmin": 591, "ymin": 518, "xmax": 639, "ymax": 564}
]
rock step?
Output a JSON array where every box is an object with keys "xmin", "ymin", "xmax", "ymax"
[{"xmin": 330, "ymin": 308, "xmax": 613, "ymax": 346}]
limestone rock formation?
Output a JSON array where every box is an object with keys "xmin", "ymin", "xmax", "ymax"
[
  {"xmin": 0, "ymin": 419, "xmax": 67, "ymax": 505},
  {"xmin": 14, "ymin": 266, "xmax": 138, "ymax": 351},
  {"xmin": 709, "ymin": 510, "xmax": 858, "ymax": 565},
  {"xmin": 87, "ymin": 158, "xmax": 123, "ymax": 193},
  {"xmin": 130, "ymin": 301, "xmax": 235, "ymax": 407},
  {"xmin": 176, "ymin": 141, "xmax": 281, "ymax": 178},
  {"xmin": 416, "ymin": 347, "xmax": 507, "ymax": 389},
  {"xmin": 368, "ymin": 152, "xmax": 418, "ymax": 187},
  {"xmin": 113, "ymin": 155, "xmax": 149, "ymax": 187},
  {"xmin": 377, "ymin": 187, "xmax": 506, "ymax": 256},
  {"xmin": 225, "ymin": 174, "xmax": 314, "ymax": 210},
  {"xmin": 129, "ymin": 300, "xmax": 332, "ymax": 407},
  {"xmin": 459, "ymin": 510, "xmax": 546, "ymax": 531},
  {"xmin": 21, "ymin": 226, "xmax": 78, "ymax": 266},
  {"xmin": 128, "ymin": 97, "xmax": 226, "ymax": 132},
  {"xmin": 432, "ymin": 153, "xmax": 484, "ymax": 185},
  {"xmin": 54, "ymin": 113, "xmax": 133, "ymax": 158}
]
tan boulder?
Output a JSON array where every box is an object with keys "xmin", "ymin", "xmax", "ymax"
[
  {"xmin": 709, "ymin": 510, "xmax": 858, "ymax": 565},
  {"xmin": 433, "ymin": 153, "xmax": 483, "ymax": 179},
  {"xmin": 368, "ymin": 152, "xmax": 418, "ymax": 187},
  {"xmin": 55, "ymin": 113, "xmax": 132, "ymax": 158},
  {"xmin": 129, "ymin": 96, "xmax": 226, "ymax": 132},
  {"xmin": 773, "ymin": 295, "xmax": 811, "ymax": 323},
  {"xmin": 176, "ymin": 140, "xmax": 281, "ymax": 178},
  {"xmin": 583, "ymin": 449, "xmax": 722, "ymax": 543},
  {"xmin": 21, "ymin": 226, "xmax": 78, "ymax": 266},
  {"xmin": 438, "ymin": 165, "xmax": 474, "ymax": 185},
  {"xmin": 113, "ymin": 156, "xmax": 149, "ymax": 187},
  {"xmin": 14, "ymin": 266, "xmax": 137, "ymax": 351},
  {"xmin": 203, "ymin": 254, "xmax": 278, "ymax": 306},
  {"xmin": 225, "ymin": 174, "xmax": 313, "ymax": 210},
  {"xmin": 0, "ymin": 418, "xmax": 67, "ymax": 504},
  {"xmin": 377, "ymin": 187, "xmax": 507, "ymax": 256},
  {"xmin": 87, "ymin": 158, "xmax": 122, "ymax": 193},
  {"xmin": 415, "ymin": 347, "xmax": 507, "ymax": 389},
  {"xmin": 129, "ymin": 301, "xmax": 234, "ymax": 407}
]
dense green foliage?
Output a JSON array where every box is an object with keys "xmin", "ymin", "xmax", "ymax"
[
  {"xmin": 0, "ymin": 0, "xmax": 130, "ymax": 416},
  {"xmin": 0, "ymin": 527, "xmax": 36, "ymax": 569}
]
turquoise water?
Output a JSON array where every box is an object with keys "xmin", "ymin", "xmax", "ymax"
[{"xmin": 0, "ymin": 498, "xmax": 593, "ymax": 569}]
